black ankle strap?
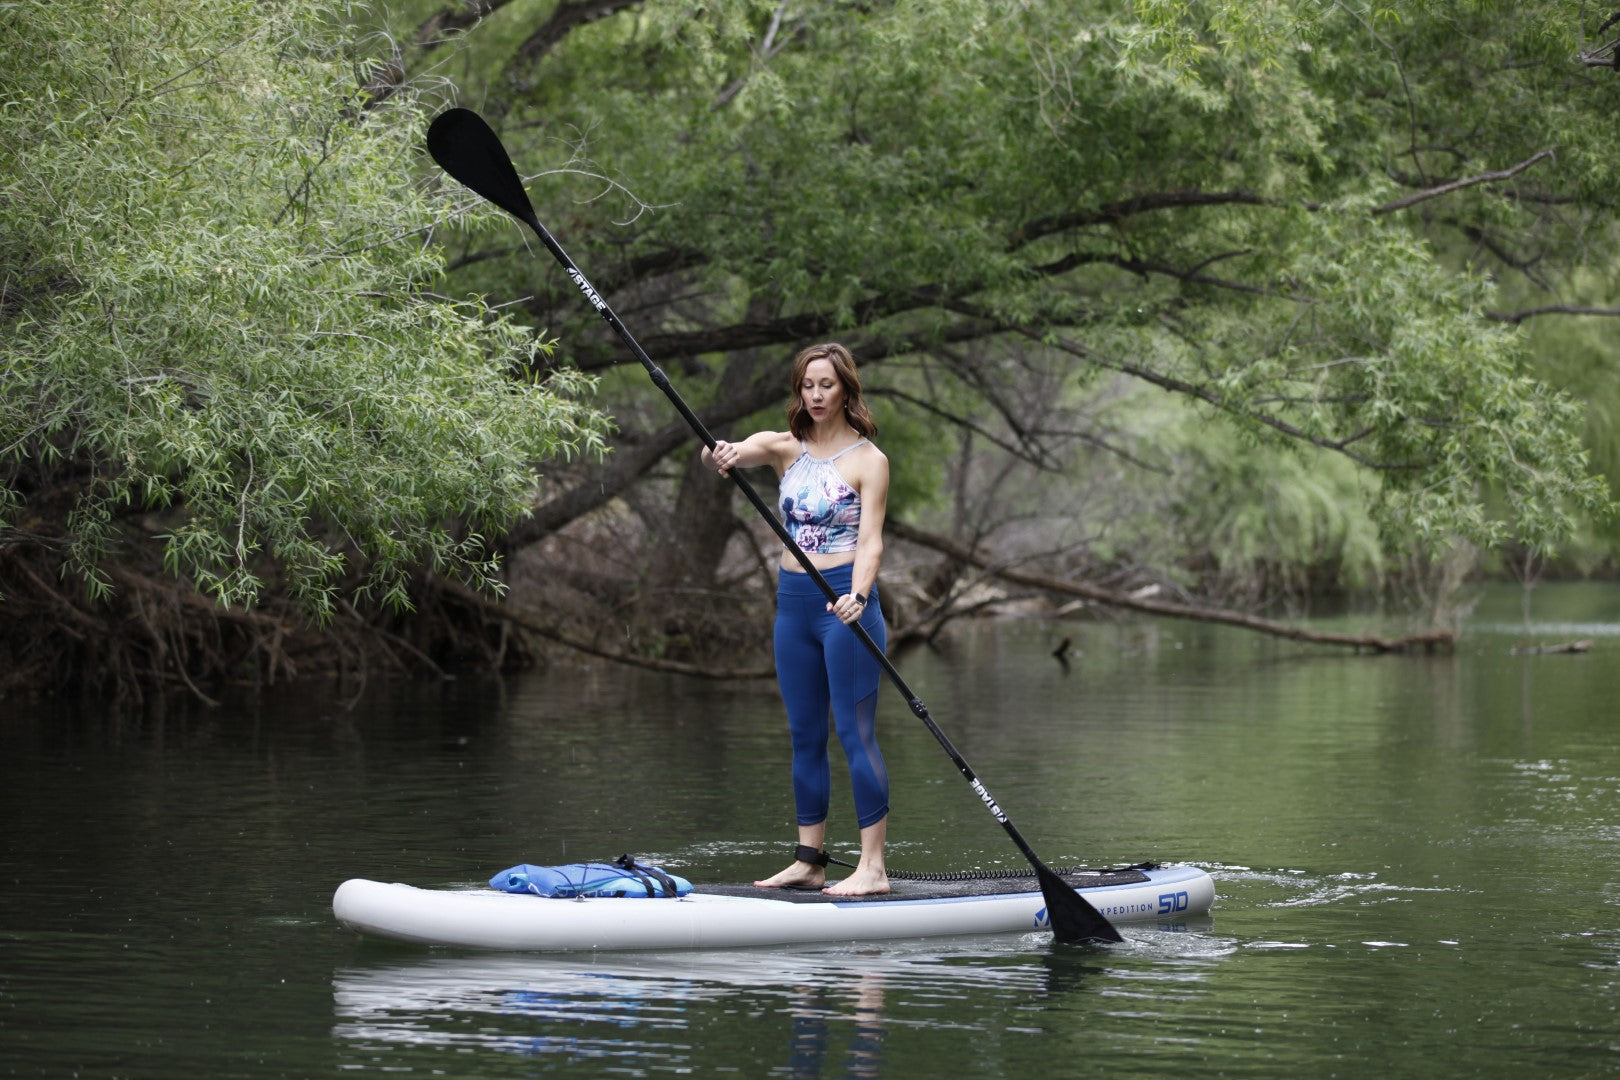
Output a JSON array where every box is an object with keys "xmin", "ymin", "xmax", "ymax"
[{"xmin": 794, "ymin": 844, "xmax": 829, "ymax": 867}]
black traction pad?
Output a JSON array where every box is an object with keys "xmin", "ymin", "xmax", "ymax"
[{"xmin": 695, "ymin": 866, "xmax": 1151, "ymax": 904}]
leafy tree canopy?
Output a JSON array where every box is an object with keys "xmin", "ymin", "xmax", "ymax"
[
  {"xmin": 420, "ymin": 0, "xmax": 1613, "ymax": 573},
  {"xmin": 1, "ymin": 0, "xmax": 610, "ymax": 618}
]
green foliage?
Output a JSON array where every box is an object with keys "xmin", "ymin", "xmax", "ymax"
[
  {"xmin": 411, "ymin": 0, "xmax": 1615, "ymax": 594},
  {"xmin": 0, "ymin": 0, "xmax": 609, "ymax": 614},
  {"xmin": 1163, "ymin": 426, "xmax": 1388, "ymax": 600},
  {"xmin": 865, "ymin": 395, "xmax": 946, "ymax": 521}
]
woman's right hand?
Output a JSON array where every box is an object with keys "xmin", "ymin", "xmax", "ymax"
[{"xmin": 708, "ymin": 439, "xmax": 739, "ymax": 476}]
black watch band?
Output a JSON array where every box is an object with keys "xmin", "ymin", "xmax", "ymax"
[{"xmin": 853, "ymin": 593, "xmax": 867, "ymax": 606}]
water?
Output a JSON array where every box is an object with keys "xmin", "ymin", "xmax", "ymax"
[{"xmin": 2, "ymin": 582, "xmax": 1617, "ymax": 1077}]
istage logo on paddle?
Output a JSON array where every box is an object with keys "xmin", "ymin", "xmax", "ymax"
[{"xmin": 969, "ymin": 778, "xmax": 1008, "ymax": 823}]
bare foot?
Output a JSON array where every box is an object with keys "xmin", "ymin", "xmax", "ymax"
[
  {"xmin": 753, "ymin": 861, "xmax": 825, "ymax": 889},
  {"xmin": 822, "ymin": 866, "xmax": 890, "ymax": 896}
]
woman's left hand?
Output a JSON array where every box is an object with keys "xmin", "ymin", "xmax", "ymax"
[{"xmin": 829, "ymin": 593, "xmax": 866, "ymax": 625}]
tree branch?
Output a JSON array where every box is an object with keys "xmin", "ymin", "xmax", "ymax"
[
  {"xmin": 504, "ymin": 370, "xmax": 787, "ymax": 550},
  {"xmin": 1373, "ymin": 149, "xmax": 1555, "ymax": 215},
  {"xmin": 1487, "ymin": 303, "xmax": 1620, "ymax": 324},
  {"xmin": 425, "ymin": 572, "xmax": 773, "ymax": 678},
  {"xmin": 415, "ymin": 0, "xmax": 520, "ymax": 45},
  {"xmin": 870, "ymin": 385, "xmax": 1061, "ymax": 469},
  {"xmin": 1034, "ymin": 333, "xmax": 1428, "ymax": 471},
  {"xmin": 1010, "ymin": 189, "xmax": 1269, "ymax": 249},
  {"xmin": 512, "ymin": 0, "xmax": 647, "ymax": 68},
  {"xmin": 887, "ymin": 521, "xmax": 1455, "ymax": 654},
  {"xmin": 555, "ymin": 283, "xmax": 957, "ymax": 370}
]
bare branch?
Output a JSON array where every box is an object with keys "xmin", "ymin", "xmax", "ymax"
[
  {"xmin": 888, "ymin": 521, "xmax": 1455, "ymax": 654},
  {"xmin": 871, "ymin": 386, "xmax": 1059, "ymax": 469},
  {"xmin": 717, "ymin": 1, "xmax": 801, "ymax": 108}
]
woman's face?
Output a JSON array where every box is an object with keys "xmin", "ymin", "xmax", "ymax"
[{"xmin": 799, "ymin": 358, "xmax": 845, "ymax": 425}]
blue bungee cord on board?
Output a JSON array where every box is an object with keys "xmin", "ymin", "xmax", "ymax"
[{"xmin": 490, "ymin": 854, "xmax": 693, "ymax": 898}]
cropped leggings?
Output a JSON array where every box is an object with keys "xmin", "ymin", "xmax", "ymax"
[{"xmin": 774, "ymin": 564, "xmax": 890, "ymax": 829}]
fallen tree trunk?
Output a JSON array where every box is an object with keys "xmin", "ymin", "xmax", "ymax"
[
  {"xmin": 887, "ymin": 521, "xmax": 1456, "ymax": 654},
  {"xmin": 1509, "ymin": 639, "xmax": 1592, "ymax": 655}
]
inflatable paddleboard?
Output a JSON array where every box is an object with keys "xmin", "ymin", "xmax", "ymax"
[{"xmin": 333, "ymin": 863, "xmax": 1213, "ymax": 951}]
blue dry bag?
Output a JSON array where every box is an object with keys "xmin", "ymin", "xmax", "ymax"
[{"xmin": 489, "ymin": 853, "xmax": 693, "ymax": 898}]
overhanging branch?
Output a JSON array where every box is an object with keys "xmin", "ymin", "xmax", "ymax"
[
  {"xmin": 1487, "ymin": 304, "xmax": 1620, "ymax": 324},
  {"xmin": 888, "ymin": 521, "xmax": 1455, "ymax": 654},
  {"xmin": 1373, "ymin": 150, "xmax": 1556, "ymax": 215}
]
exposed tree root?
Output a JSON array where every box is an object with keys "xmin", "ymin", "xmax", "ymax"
[
  {"xmin": 423, "ymin": 573, "xmax": 774, "ymax": 680},
  {"xmin": 0, "ymin": 544, "xmax": 540, "ymax": 705}
]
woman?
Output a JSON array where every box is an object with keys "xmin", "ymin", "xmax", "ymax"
[{"xmin": 703, "ymin": 343, "xmax": 891, "ymax": 896}]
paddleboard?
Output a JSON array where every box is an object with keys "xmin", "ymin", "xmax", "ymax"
[{"xmin": 333, "ymin": 863, "xmax": 1213, "ymax": 951}]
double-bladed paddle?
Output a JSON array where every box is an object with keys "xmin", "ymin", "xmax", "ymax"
[{"xmin": 425, "ymin": 107, "xmax": 1123, "ymax": 945}]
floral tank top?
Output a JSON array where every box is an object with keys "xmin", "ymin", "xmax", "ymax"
[{"xmin": 779, "ymin": 439, "xmax": 867, "ymax": 554}]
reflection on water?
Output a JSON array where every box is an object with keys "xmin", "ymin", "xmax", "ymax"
[
  {"xmin": 331, "ymin": 929, "xmax": 1232, "ymax": 1074},
  {"xmin": 333, "ymin": 951, "xmax": 953, "ymax": 1070},
  {"xmin": 787, "ymin": 972, "xmax": 886, "ymax": 1079}
]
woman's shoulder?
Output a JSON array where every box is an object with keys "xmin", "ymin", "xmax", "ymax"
[
  {"xmin": 754, "ymin": 429, "xmax": 802, "ymax": 465},
  {"xmin": 846, "ymin": 438, "xmax": 888, "ymax": 479},
  {"xmin": 852, "ymin": 436, "xmax": 886, "ymax": 462}
]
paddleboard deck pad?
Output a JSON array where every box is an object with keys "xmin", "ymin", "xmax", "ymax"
[{"xmin": 333, "ymin": 863, "xmax": 1214, "ymax": 951}]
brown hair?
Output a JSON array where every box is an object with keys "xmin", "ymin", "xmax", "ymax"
[{"xmin": 785, "ymin": 343, "xmax": 877, "ymax": 441}]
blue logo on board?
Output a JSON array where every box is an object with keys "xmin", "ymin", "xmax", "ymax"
[{"xmin": 1036, "ymin": 887, "xmax": 1193, "ymax": 927}]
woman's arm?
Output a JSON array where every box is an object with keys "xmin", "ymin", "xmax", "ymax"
[
  {"xmin": 833, "ymin": 447, "xmax": 888, "ymax": 625},
  {"xmin": 702, "ymin": 430, "xmax": 797, "ymax": 476}
]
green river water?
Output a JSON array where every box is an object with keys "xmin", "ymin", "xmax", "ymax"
[{"xmin": 2, "ymin": 582, "xmax": 1617, "ymax": 1078}]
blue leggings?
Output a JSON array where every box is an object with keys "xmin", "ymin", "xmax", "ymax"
[{"xmin": 774, "ymin": 564, "xmax": 889, "ymax": 829}]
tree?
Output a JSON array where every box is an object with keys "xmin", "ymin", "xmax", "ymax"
[
  {"xmin": 0, "ymin": 0, "xmax": 610, "ymax": 697},
  {"xmin": 395, "ymin": 0, "xmax": 1611, "ymax": 660}
]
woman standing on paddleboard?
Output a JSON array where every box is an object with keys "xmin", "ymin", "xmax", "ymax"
[{"xmin": 702, "ymin": 343, "xmax": 891, "ymax": 897}]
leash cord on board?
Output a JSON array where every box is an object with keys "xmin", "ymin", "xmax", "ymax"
[{"xmin": 823, "ymin": 855, "xmax": 1162, "ymax": 882}]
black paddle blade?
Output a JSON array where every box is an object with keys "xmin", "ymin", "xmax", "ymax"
[
  {"xmin": 426, "ymin": 108, "xmax": 539, "ymax": 226},
  {"xmin": 1037, "ymin": 862, "xmax": 1124, "ymax": 945}
]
